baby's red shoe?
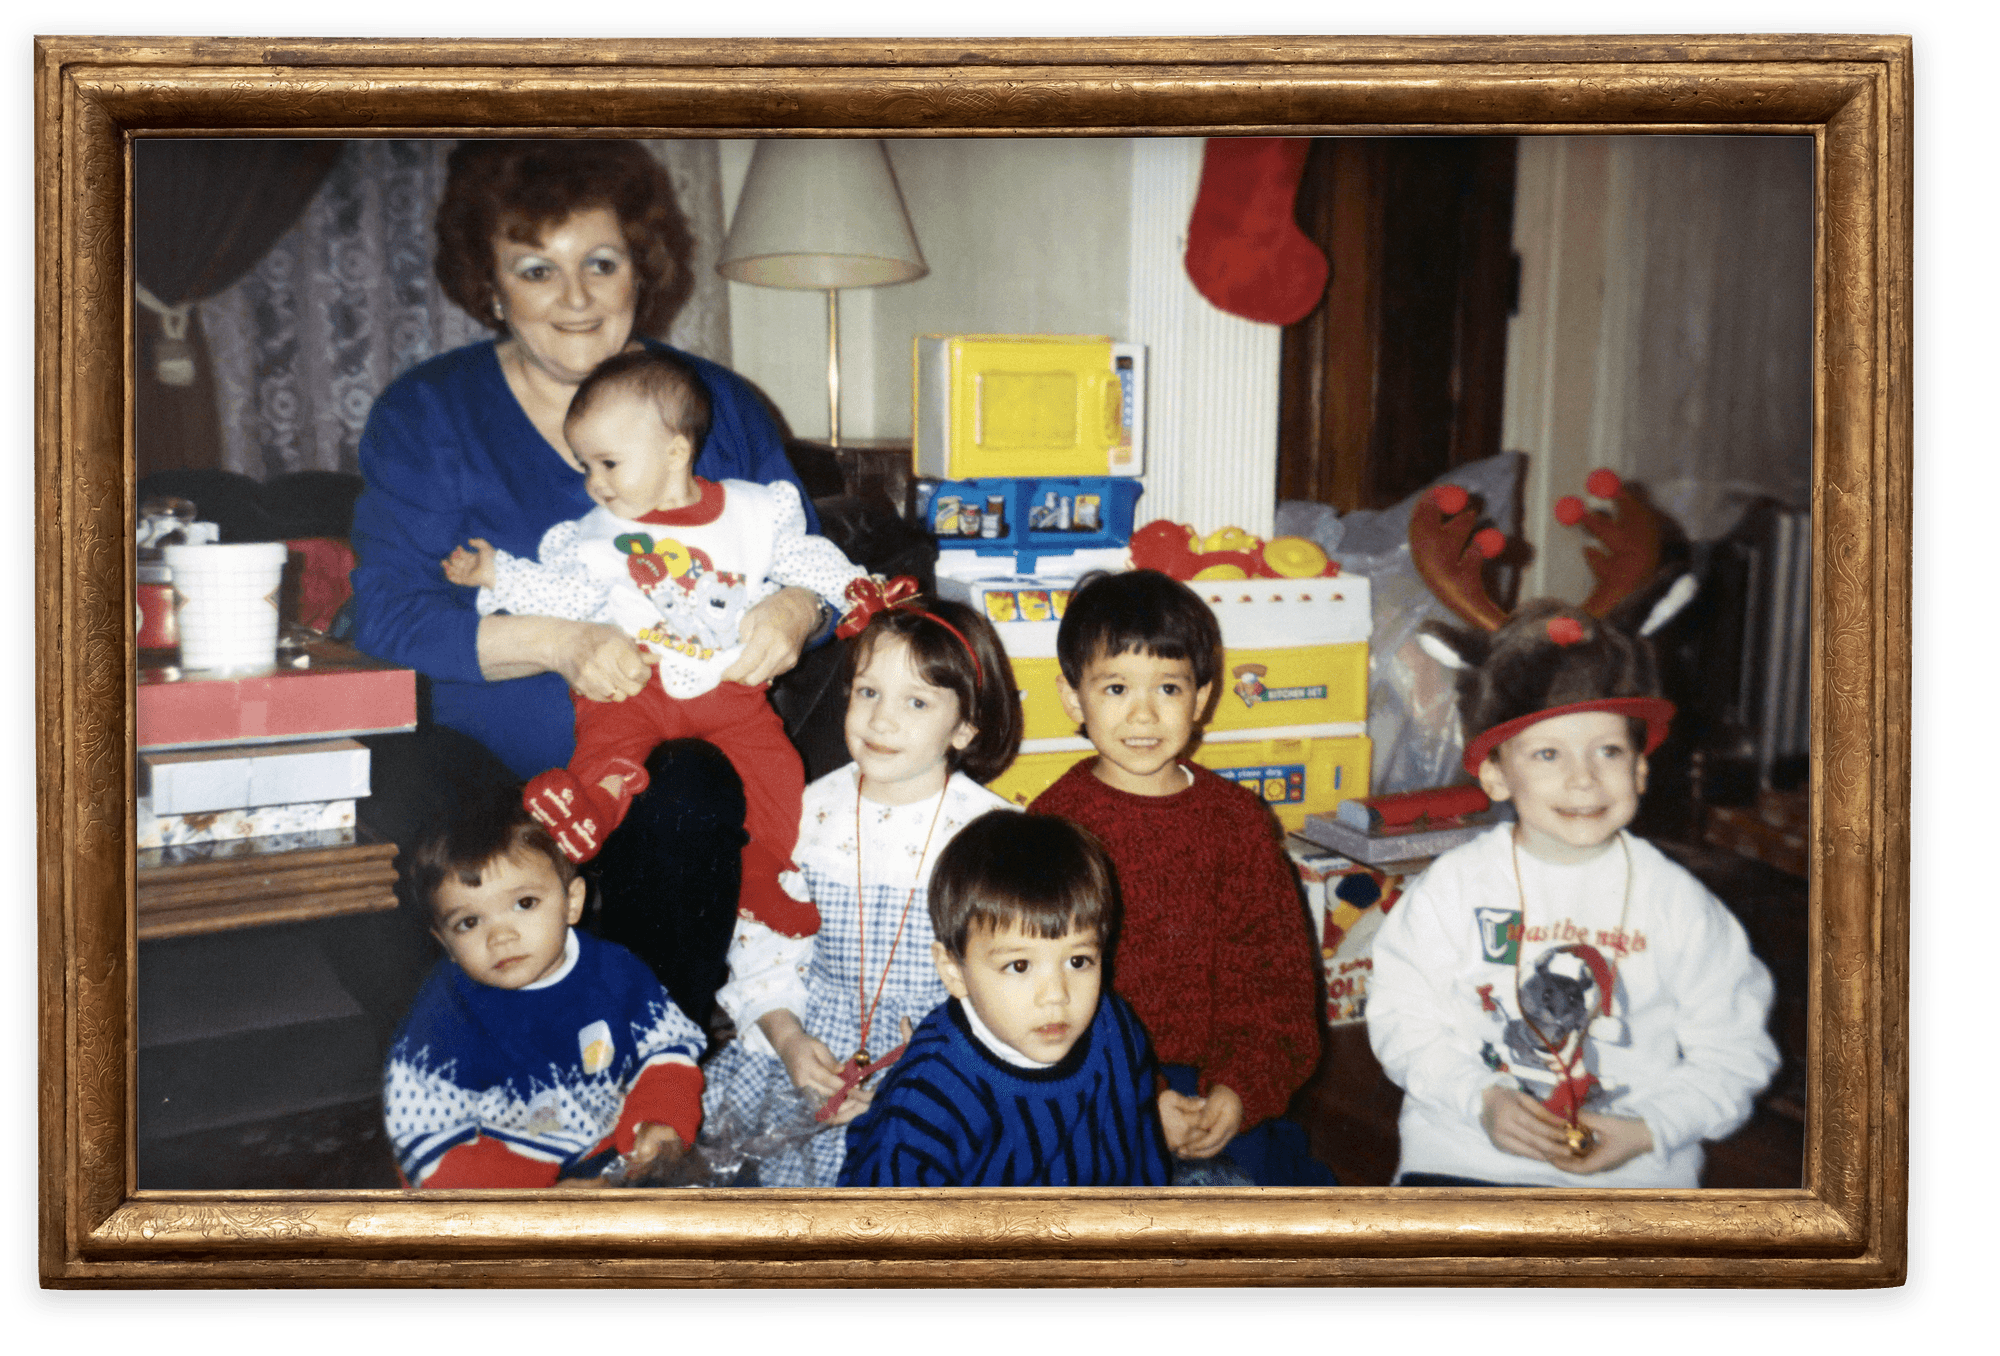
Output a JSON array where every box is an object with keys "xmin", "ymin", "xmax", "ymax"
[
  {"xmin": 523, "ymin": 769, "xmax": 617, "ymax": 864},
  {"xmin": 735, "ymin": 840, "xmax": 820, "ymax": 938}
]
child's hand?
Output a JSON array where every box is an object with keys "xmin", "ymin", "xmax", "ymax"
[
  {"xmin": 776, "ymin": 1031, "xmax": 844, "ymax": 1098},
  {"xmin": 1157, "ymin": 1089, "xmax": 1204, "ymax": 1155},
  {"xmin": 443, "ymin": 537, "xmax": 498, "ymax": 589},
  {"xmin": 1479, "ymin": 1085, "xmax": 1575, "ymax": 1162},
  {"xmin": 1177, "ymin": 1083, "xmax": 1244, "ymax": 1159},
  {"xmin": 625, "ymin": 1122, "xmax": 686, "ymax": 1174},
  {"xmin": 804, "ymin": 1016, "xmax": 915, "ymax": 1127},
  {"xmin": 550, "ymin": 622, "xmax": 658, "ymax": 704},
  {"xmin": 760, "ymin": 1011, "xmax": 845, "ymax": 1099},
  {"xmin": 1551, "ymin": 1112, "xmax": 1654, "ymax": 1175},
  {"xmin": 820, "ymin": 1081, "xmax": 875, "ymax": 1127}
]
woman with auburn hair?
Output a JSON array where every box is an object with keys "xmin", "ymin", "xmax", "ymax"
[{"xmin": 350, "ymin": 140, "xmax": 829, "ymax": 1028}]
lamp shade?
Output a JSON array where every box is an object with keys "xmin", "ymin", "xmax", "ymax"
[{"xmin": 717, "ymin": 140, "xmax": 928, "ymax": 291}]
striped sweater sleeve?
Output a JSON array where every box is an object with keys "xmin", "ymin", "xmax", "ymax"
[{"xmin": 837, "ymin": 1050, "xmax": 985, "ymax": 1187}]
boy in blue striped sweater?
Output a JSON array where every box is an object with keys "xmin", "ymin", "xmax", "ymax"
[{"xmin": 838, "ymin": 811, "xmax": 1172, "ymax": 1187}]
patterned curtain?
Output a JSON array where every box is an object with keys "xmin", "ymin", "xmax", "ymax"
[{"xmin": 200, "ymin": 139, "xmax": 733, "ymax": 479}]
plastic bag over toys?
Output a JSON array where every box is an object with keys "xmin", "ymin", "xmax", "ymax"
[
  {"xmin": 1274, "ymin": 452, "xmax": 1525, "ymax": 796},
  {"xmin": 606, "ymin": 1080, "xmax": 834, "ymax": 1188},
  {"xmin": 1287, "ymin": 836, "xmax": 1425, "ymax": 1028}
]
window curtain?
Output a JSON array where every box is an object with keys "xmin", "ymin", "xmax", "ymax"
[
  {"xmin": 1611, "ymin": 136, "xmax": 1813, "ymax": 539},
  {"xmin": 198, "ymin": 138, "xmax": 735, "ymax": 479},
  {"xmin": 133, "ymin": 139, "xmax": 346, "ymax": 477}
]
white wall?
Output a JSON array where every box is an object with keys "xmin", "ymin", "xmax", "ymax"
[{"xmin": 720, "ymin": 137, "xmax": 1133, "ymax": 444}]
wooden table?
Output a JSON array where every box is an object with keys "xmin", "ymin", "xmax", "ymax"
[{"xmin": 136, "ymin": 826, "xmax": 398, "ymax": 941}]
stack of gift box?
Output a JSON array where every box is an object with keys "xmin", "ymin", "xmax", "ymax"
[
  {"xmin": 139, "ymin": 735, "xmax": 373, "ymax": 851},
  {"xmin": 135, "ymin": 643, "xmax": 417, "ymax": 939},
  {"xmin": 137, "ymin": 644, "xmax": 416, "ymax": 854}
]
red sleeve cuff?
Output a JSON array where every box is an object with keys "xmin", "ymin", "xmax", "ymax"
[
  {"xmin": 614, "ymin": 1060, "xmax": 704, "ymax": 1151},
  {"xmin": 419, "ymin": 1136, "xmax": 562, "ymax": 1189}
]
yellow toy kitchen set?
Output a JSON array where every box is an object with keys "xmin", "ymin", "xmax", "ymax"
[
  {"xmin": 935, "ymin": 520, "xmax": 1373, "ymax": 832},
  {"xmin": 913, "ymin": 334, "xmax": 1145, "ymax": 480}
]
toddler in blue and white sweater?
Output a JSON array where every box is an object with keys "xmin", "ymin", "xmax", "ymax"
[{"xmin": 384, "ymin": 787, "xmax": 705, "ymax": 1187}]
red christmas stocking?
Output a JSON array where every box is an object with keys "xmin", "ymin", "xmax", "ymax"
[{"xmin": 1183, "ymin": 138, "xmax": 1328, "ymax": 326}]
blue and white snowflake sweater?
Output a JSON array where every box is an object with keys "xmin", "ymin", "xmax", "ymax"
[
  {"xmin": 384, "ymin": 929, "xmax": 706, "ymax": 1187},
  {"xmin": 837, "ymin": 993, "xmax": 1173, "ymax": 1187}
]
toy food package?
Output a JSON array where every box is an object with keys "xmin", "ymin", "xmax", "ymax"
[
  {"xmin": 1286, "ymin": 837, "xmax": 1426, "ymax": 1027},
  {"xmin": 1025, "ymin": 488, "xmax": 1105, "ymax": 534},
  {"xmin": 1015, "ymin": 589, "xmax": 1056, "ymax": 622}
]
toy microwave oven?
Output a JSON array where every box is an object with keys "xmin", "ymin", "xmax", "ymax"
[{"xmin": 912, "ymin": 334, "xmax": 1146, "ymax": 480}]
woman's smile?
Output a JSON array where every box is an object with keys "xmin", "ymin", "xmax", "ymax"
[{"xmin": 490, "ymin": 206, "xmax": 638, "ymax": 387}]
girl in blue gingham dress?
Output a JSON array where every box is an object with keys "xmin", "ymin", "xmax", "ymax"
[{"xmin": 700, "ymin": 597, "xmax": 1023, "ymax": 1186}]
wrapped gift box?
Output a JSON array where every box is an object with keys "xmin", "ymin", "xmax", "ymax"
[
  {"xmin": 138, "ymin": 642, "xmax": 415, "ymax": 752},
  {"xmin": 137, "ymin": 797, "xmax": 358, "ymax": 851},
  {"xmin": 1287, "ymin": 837, "xmax": 1429, "ymax": 1027},
  {"xmin": 141, "ymin": 738, "xmax": 370, "ymax": 815}
]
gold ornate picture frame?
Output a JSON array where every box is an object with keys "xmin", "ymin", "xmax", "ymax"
[{"xmin": 36, "ymin": 34, "xmax": 1910, "ymax": 1288}]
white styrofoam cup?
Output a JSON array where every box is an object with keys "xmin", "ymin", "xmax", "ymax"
[{"xmin": 162, "ymin": 542, "xmax": 289, "ymax": 671}]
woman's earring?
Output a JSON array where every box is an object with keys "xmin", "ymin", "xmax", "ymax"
[{"xmin": 493, "ymin": 298, "xmax": 506, "ymax": 322}]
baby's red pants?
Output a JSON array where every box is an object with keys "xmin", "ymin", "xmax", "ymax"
[{"xmin": 565, "ymin": 680, "xmax": 813, "ymax": 936}]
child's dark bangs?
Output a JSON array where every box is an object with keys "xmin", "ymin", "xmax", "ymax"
[
  {"xmin": 1107, "ymin": 636, "xmax": 1193, "ymax": 668},
  {"xmin": 858, "ymin": 612, "xmax": 974, "ymax": 707},
  {"xmin": 968, "ymin": 860, "xmax": 1111, "ymax": 948},
  {"xmin": 970, "ymin": 895, "xmax": 1087, "ymax": 944},
  {"xmin": 908, "ymin": 621, "xmax": 974, "ymax": 699},
  {"xmin": 1069, "ymin": 588, "xmax": 1215, "ymax": 687}
]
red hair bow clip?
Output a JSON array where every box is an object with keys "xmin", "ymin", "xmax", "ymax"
[{"xmin": 835, "ymin": 574, "xmax": 921, "ymax": 639}]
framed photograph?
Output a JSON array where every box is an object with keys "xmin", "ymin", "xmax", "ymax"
[{"xmin": 37, "ymin": 34, "xmax": 1909, "ymax": 1287}]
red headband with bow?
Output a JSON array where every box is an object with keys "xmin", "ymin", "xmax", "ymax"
[{"xmin": 836, "ymin": 575, "xmax": 983, "ymax": 688}]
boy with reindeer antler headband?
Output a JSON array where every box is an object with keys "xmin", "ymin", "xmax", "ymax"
[{"xmin": 1365, "ymin": 471, "xmax": 1779, "ymax": 1187}]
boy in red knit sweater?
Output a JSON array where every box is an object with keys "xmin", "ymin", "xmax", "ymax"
[{"xmin": 1031, "ymin": 569, "xmax": 1332, "ymax": 1185}]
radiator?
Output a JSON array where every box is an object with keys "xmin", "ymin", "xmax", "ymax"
[{"xmin": 1707, "ymin": 504, "xmax": 1811, "ymax": 790}]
